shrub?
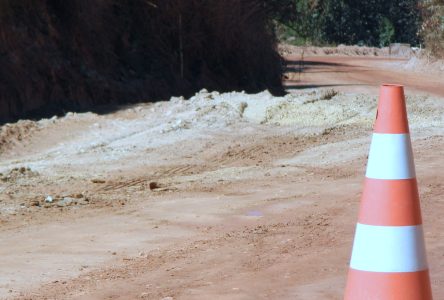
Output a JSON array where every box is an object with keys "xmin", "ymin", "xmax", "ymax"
[
  {"xmin": 0, "ymin": 0, "xmax": 284, "ymax": 122},
  {"xmin": 420, "ymin": 0, "xmax": 444, "ymax": 58}
]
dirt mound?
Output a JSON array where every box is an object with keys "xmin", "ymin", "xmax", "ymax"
[
  {"xmin": 0, "ymin": 166, "xmax": 39, "ymax": 183},
  {"xmin": 2, "ymin": 87, "xmax": 442, "ymax": 169},
  {"xmin": 388, "ymin": 43, "xmax": 414, "ymax": 57},
  {"xmin": 0, "ymin": 120, "xmax": 38, "ymax": 153},
  {"xmin": 162, "ymin": 89, "xmax": 443, "ymax": 133},
  {"xmin": 280, "ymin": 44, "xmax": 395, "ymax": 57}
]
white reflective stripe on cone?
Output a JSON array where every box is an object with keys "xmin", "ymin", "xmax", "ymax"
[
  {"xmin": 365, "ymin": 133, "xmax": 416, "ymax": 180},
  {"xmin": 350, "ymin": 223, "xmax": 428, "ymax": 273}
]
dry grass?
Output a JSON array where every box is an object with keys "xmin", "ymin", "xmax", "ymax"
[{"xmin": 420, "ymin": 0, "xmax": 444, "ymax": 58}]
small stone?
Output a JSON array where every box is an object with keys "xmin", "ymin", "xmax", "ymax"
[
  {"xmin": 45, "ymin": 196, "xmax": 54, "ymax": 203},
  {"xmin": 29, "ymin": 200, "xmax": 40, "ymax": 207},
  {"xmin": 91, "ymin": 179, "xmax": 106, "ymax": 184},
  {"xmin": 149, "ymin": 182, "xmax": 161, "ymax": 190},
  {"xmin": 78, "ymin": 198, "xmax": 89, "ymax": 205},
  {"xmin": 57, "ymin": 197, "xmax": 74, "ymax": 207}
]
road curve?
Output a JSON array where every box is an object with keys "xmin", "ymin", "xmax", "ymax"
[{"xmin": 284, "ymin": 55, "xmax": 444, "ymax": 97}]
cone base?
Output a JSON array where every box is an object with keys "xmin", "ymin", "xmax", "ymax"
[{"xmin": 345, "ymin": 269, "xmax": 432, "ymax": 300}]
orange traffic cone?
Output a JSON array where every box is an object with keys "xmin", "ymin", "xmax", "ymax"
[{"xmin": 344, "ymin": 84, "xmax": 433, "ymax": 299}]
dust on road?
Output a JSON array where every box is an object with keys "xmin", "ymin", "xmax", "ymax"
[
  {"xmin": 285, "ymin": 55, "xmax": 444, "ymax": 97},
  {"xmin": 1, "ymin": 56, "xmax": 443, "ymax": 300}
]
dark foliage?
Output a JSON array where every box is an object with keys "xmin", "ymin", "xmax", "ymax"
[
  {"xmin": 0, "ymin": 0, "xmax": 284, "ymax": 123},
  {"xmin": 277, "ymin": 0, "xmax": 422, "ymax": 47}
]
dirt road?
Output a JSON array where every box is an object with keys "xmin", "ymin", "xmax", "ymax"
[
  {"xmin": 285, "ymin": 55, "xmax": 444, "ymax": 97},
  {"xmin": 0, "ymin": 56, "xmax": 443, "ymax": 299}
]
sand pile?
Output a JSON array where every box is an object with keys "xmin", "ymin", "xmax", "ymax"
[
  {"xmin": 156, "ymin": 89, "xmax": 376, "ymax": 131},
  {"xmin": 164, "ymin": 89, "xmax": 442, "ymax": 132},
  {"xmin": 0, "ymin": 121, "xmax": 38, "ymax": 153},
  {"xmin": 1, "ymin": 89, "xmax": 442, "ymax": 175}
]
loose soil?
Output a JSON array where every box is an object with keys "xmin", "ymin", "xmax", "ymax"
[{"xmin": 0, "ymin": 54, "xmax": 443, "ymax": 300}]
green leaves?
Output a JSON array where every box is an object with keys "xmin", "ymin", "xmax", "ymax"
[
  {"xmin": 271, "ymin": 0, "xmax": 421, "ymax": 47},
  {"xmin": 379, "ymin": 17, "xmax": 395, "ymax": 47}
]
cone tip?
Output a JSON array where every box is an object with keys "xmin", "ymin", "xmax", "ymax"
[
  {"xmin": 381, "ymin": 83, "xmax": 404, "ymax": 88},
  {"xmin": 380, "ymin": 84, "xmax": 405, "ymax": 96},
  {"xmin": 374, "ymin": 84, "xmax": 409, "ymax": 134}
]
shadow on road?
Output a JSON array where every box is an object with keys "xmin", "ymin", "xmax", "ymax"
[
  {"xmin": 283, "ymin": 58, "xmax": 371, "ymax": 90},
  {"xmin": 285, "ymin": 83, "xmax": 370, "ymax": 90}
]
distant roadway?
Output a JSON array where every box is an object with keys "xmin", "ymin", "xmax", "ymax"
[{"xmin": 284, "ymin": 55, "xmax": 444, "ymax": 97}]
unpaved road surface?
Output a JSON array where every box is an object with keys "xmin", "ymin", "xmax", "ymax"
[
  {"xmin": 1, "ymin": 56, "xmax": 443, "ymax": 299},
  {"xmin": 285, "ymin": 55, "xmax": 444, "ymax": 97}
]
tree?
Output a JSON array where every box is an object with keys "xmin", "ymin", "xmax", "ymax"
[
  {"xmin": 260, "ymin": 0, "xmax": 298, "ymax": 25},
  {"xmin": 379, "ymin": 17, "xmax": 395, "ymax": 46},
  {"xmin": 385, "ymin": 0, "xmax": 422, "ymax": 45},
  {"xmin": 272, "ymin": 0, "xmax": 422, "ymax": 47}
]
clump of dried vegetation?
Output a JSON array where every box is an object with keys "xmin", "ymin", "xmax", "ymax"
[
  {"xmin": 0, "ymin": 0, "xmax": 284, "ymax": 123},
  {"xmin": 420, "ymin": 0, "xmax": 444, "ymax": 58}
]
